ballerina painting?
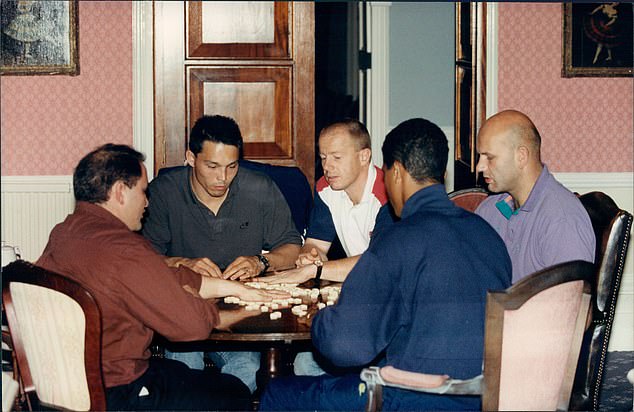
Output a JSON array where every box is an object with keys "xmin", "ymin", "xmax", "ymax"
[
  {"xmin": 0, "ymin": 0, "xmax": 78, "ymax": 75},
  {"xmin": 563, "ymin": 2, "xmax": 633, "ymax": 77}
]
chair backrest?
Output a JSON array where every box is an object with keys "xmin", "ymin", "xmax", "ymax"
[
  {"xmin": 2, "ymin": 260, "xmax": 106, "ymax": 411},
  {"xmin": 448, "ymin": 187, "xmax": 489, "ymax": 212},
  {"xmin": 482, "ymin": 260, "xmax": 594, "ymax": 411},
  {"xmin": 569, "ymin": 191, "xmax": 633, "ymax": 411},
  {"xmin": 239, "ymin": 159, "xmax": 313, "ymax": 235}
]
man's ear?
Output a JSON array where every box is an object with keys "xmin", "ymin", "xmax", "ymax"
[
  {"xmin": 110, "ymin": 181, "xmax": 126, "ymax": 205},
  {"xmin": 515, "ymin": 145, "xmax": 529, "ymax": 169},
  {"xmin": 359, "ymin": 148, "xmax": 372, "ymax": 163},
  {"xmin": 185, "ymin": 150, "xmax": 196, "ymax": 168},
  {"xmin": 392, "ymin": 160, "xmax": 404, "ymax": 183}
]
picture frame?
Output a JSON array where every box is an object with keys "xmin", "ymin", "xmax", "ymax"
[
  {"xmin": 0, "ymin": 0, "xmax": 79, "ymax": 76},
  {"xmin": 562, "ymin": 3, "xmax": 633, "ymax": 78}
]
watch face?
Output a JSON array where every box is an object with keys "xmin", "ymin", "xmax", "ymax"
[
  {"xmin": 258, "ymin": 254, "xmax": 270, "ymax": 268},
  {"xmin": 314, "ymin": 259, "xmax": 323, "ymax": 267}
]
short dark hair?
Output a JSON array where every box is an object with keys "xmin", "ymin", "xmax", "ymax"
[
  {"xmin": 189, "ymin": 115, "xmax": 243, "ymax": 155},
  {"xmin": 382, "ymin": 118, "xmax": 448, "ymax": 184},
  {"xmin": 320, "ymin": 118, "xmax": 371, "ymax": 151},
  {"xmin": 73, "ymin": 144, "xmax": 146, "ymax": 203}
]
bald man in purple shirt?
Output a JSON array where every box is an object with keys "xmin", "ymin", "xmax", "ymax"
[{"xmin": 474, "ymin": 110, "xmax": 595, "ymax": 283}]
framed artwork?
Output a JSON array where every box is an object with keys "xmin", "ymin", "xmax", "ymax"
[
  {"xmin": 562, "ymin": 3, "xmax": 633, "ymax": 77},
  {"xmin": 0, "ymin": 0, "xmax": 79, "ymax": 75}
]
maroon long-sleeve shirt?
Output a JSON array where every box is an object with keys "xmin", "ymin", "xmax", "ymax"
[{"xmin": 37, "ymin": 202, "xmax": 218, "ymax": 388}]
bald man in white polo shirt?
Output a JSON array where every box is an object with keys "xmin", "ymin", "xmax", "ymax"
[{"xmin": 263, "ymin": 118, "xmax": 392, "ymax": 285}]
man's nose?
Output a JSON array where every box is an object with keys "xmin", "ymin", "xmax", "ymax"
[{"xmin": 475, "ymin": 158, "xmax": 485, "ymax": 173}]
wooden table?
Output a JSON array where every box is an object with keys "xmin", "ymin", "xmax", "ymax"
[{"xmin": 207, "ymin": 279, "xmax": 339, "ymax": 389}]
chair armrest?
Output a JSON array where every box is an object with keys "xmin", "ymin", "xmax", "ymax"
[{"xmin": 361, "ymin": 366, "xmax": 483, "ymax": 395}]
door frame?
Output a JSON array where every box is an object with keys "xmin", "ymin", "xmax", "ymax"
[
  {"xmin": 132, "ymin": 1, "xmax": 154, "ymax": 179},
  {"xmin": 361, "ymin": 2, "xmax": 498, "ymax": 187}
]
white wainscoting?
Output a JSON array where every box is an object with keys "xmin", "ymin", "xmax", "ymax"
[
  {"xmin": 2, "ymin": 173, "xmax": 632, "ymax": 349},
  {"xmin": 1, "ymin": 176, "xmax": 75, "ymax": 263}
]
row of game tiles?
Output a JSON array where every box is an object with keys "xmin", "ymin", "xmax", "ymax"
[
  {"xmin": 243, "ymin": 281, "xmax": 341, "ymax": 300},
  {"xmin": 223, "ymin": 282, "xmax": 342, "ymax": 320}
]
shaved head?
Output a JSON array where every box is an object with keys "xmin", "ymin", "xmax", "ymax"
[
  {"xmin": 482, "ymin": 110, "xmax": 541, "ymax": 160},
  {"xmin": 476, "ymin": 110, "xmax": 544, "ymax": 205}
]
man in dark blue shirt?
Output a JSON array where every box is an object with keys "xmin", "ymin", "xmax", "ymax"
[{"xmin": 260, "ymin": 118, "xmax": 512, "ymax": 411}]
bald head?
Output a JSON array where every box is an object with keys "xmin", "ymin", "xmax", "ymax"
[
  {"xmin": 481, "ymin": 110, "xmax": 541, "ymax": 159},
  {"xmin": 476, "ymin": 110, "xmax": 544, "ymax": 204}
]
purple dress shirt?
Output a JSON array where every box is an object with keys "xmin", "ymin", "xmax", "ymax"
[{"xmin": 476, "ymin": 165, "xmax": 595, "ymax": 283}]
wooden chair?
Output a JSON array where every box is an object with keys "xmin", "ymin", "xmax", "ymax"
[
  {"xmin": 569, "ymin": 191, "xmax": 633, "ymax": 411},
  {"xmin": 2, "ymin": 260, "xmax": 106, "ymax": 411},
  {"xmin": 448, "ymin": 187, "xmax": 489, "ymax": 212},
  {"xmin": 361, "ymin": 260, "xmax": 594, "ymax": 411},
  {"xmin": 239, "ymin": 159, "xmax": 313, "ymax": 235}
]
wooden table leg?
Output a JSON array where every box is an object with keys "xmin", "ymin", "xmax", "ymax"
[{"xmin": 256, "ymin": 345, "xmax": 298, "ymax": 389}]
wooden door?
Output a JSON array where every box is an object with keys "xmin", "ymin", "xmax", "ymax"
[
  {"xmin": 454, "ymin": 2, "xmax": 486, "ymax": 190},
  {"xmin": 154, "ymin": 1, "xmax": 315, "ymax": 187}
]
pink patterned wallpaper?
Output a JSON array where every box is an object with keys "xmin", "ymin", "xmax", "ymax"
[
  {"xmin": 2, "ymin": 3, "xmax": 631, "ymax": 175},
  {"xmin": 498, "ymin": 3, "xmax": 633, "ymax": 172},
  {"xmin": 0, "ymin": 1, "xmax": 132, "ymax": 176}
]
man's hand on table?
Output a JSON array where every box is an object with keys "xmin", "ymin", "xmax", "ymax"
[
  {"xmin": 233, "ymin": 283, "xmax": 291, "ymax": 302},
  {"xmin": 296, "ymin": 247, "xmax": 326, "ymax": 267},
  {"xmin": 166, "ymin": 256, "xmax": 223, "ymax": 278},
  {"xmin": 258, "ymin": 265, "xmax": 316, "ymax": 284},
  {"xmin": 222, "ymin": 255, "xmax": 262, "ymax": 281}
]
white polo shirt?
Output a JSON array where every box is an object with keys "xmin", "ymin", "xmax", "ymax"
[{"xmin": 307, "ymin": 164, "xmax": 388, "ymax": 257}]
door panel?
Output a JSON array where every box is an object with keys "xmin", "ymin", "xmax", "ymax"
[
  {"xmin": 189, "ymin": 66, "xmax": 292, "ymax": 158},
  {"xmin": 187, "ymin": 2, "xmax": 289, "ymax": 58}
]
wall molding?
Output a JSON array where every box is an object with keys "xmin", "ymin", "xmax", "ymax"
[
  {"xmin": 132, "ymin": 1, "xmax": 155, "ymax": 179},
  {"xmin": 4, "ymin": 173, "xmax": 628, "ymax": 196},
  {"xmin": 0, "ymin": 175, "xmax": 73, "ymax": 193},
  {"xmin": 554, "ymin": 172, "xmax": 634, "ymax": 190}
]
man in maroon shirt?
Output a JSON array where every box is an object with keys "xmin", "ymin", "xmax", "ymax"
[{"xmin": 36, "ymin": 144, "xmax": 287, "ymax": 410}]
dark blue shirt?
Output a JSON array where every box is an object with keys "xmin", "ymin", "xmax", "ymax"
[{"xmin": 312, "ymin": 184, "xmax": 512, "ymax": 382}]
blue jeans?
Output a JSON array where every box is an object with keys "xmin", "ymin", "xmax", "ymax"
[
  {"xmin": 260, "ymin": 373, "xmax": 481, "ymax": 411},
  {"xmin": 259, "ymin": 374, "xmax": 367, "ymax": 411},
  {"xmin": 293, "ymin": 351, "xmax": 326, "ymax": 376},
  {"xmin": 165, "ymin": 350, "xmax": 260, "ymax": 393}
]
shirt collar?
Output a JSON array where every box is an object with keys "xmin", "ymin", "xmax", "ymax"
[
  {"xmin": 76, "ymin": 201, "xmax": 129, "ymax": 230},
  {"xmin": 494, "ymin": 164, "xmax": 549, "ymax": 219},
  {"xmin": 521, "ymin": 165, "xmax": 549, "ymax": 212},
  {"xmin": 400, "ymin": 184, "xmax": 452, "ymax": 220},
  {"xmin": 358, "ymin": 163, "xmax": 377, "ymax": 204}
]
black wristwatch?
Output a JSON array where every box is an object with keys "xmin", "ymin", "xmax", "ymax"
[
  {"xmin": 314, "ymin": 259, "xmax": 323, "ymax": 281},
  {"xmin": 256, "ymin": 254, "xmax": 270, "ymax": 276}
]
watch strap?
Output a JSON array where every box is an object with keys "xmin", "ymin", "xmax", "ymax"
[
  {"xmin": 314, "ymin": 260, "xmax": 323, "ymax": 281},
  {"xmin": 256, "ymin": 254, "xmax": 270, "ymax": 276},
  {"xmin": 315, "ymin": 265, "xmax": 323, "ymax": 281}
]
